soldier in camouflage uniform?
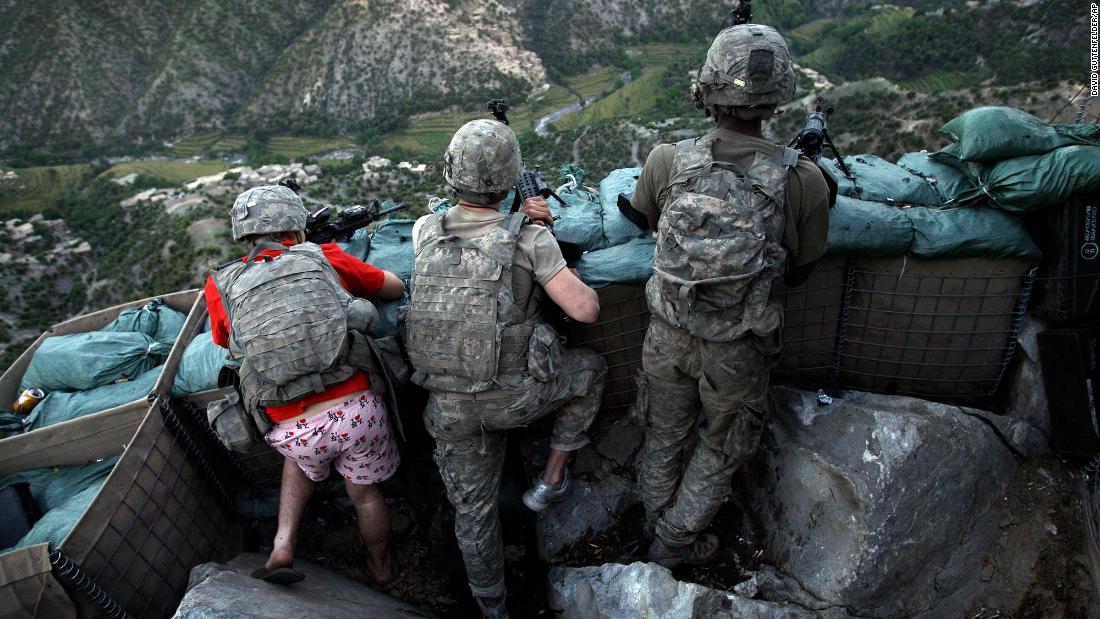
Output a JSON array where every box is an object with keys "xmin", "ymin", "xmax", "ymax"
[
  {"xmin": 405, "ymin": 119, "xmax": 606, "ymax": 618},
  {"xmin": 205, "ymin": 185, "xmax": 406, "ymax": 585},
  {"xmin": 630, "ymin": 25, "xmax": 831, "ymax": 566}
]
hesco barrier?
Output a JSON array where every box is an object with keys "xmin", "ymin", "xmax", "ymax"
[
  {"xmin": 777, "ymin": 255, "xmax": 1035, "ymax": 405},
  {"xmin": 1085, "ymin": 457, "xmax": 1100, "ymax": 601},
  {"xmin": 557, "ymin": 260, "xmax": 1033, "ymax": 410},
  {"xmin": 0, "ymin": 292, "xmax": 243, "ymax": 618},
  {"xmin": 169, "ymin": 299, "xmax": 285, "ymax": 487},
  {"xmin": 557, "ymin": 285, "xmax": 650, "ymax": 414}
]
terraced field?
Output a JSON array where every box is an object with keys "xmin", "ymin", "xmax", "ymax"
[
  {"xmin": 167, "ymin": 131, "xmax": 222, "ymax": 158},
  {"xmin": 553, "ymin": 69, "xmax": 667, "ymax": 130},
  {"xmin": 103, "ymin": 160, "xmax": 226, "ymax": 184},
  {"xmin": 209, "ymin": 135, "xmax": 247, "ymax": 155},
  {"xmin": 0, "ymin": 164, "xmax": 91, "ymax": 211},
  {"xmin": 265, "ymin": 136, "xmax": 356, "ymax": 158}
]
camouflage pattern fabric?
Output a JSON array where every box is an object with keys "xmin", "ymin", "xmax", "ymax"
[
  {"xmin": 405, "ymin": 212, "xmax": 540, "ymax": 394},
  {"xmin": 212, "ymin": 242, "xmax": 363, "ymax": 418},
  {"xmin": 443, "ymin": 119, "xmax": 523, "ymax": 204},
  {"xmin": 694, "ymin": 24, "xmax": 796, "ymax": 110},
  {"xmin": 230, "ymin": 185, "xmax": 309, "ymax": 241},
  {"xmin": 647, "ymin": 136, "xmax": 798, "ymax": 342},
  {"xmin": 636, "ymin": 319, "xmax": 779, "ymax": 547},
  {"xmin": 425, "ymin": 348, "xmax": 607, "ymax": 598}
]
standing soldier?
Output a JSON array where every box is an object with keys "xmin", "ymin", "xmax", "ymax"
[
  {"xmin": 205, "ymin": 185, "xmax": 406, "ymax": 585},
  {"xmin": 630, "ymin": 25, "xmax": 831, "ymax": 566},
  {"xmin": 405, "ymin": 119, "xmax": 607, "ymax": 618}
]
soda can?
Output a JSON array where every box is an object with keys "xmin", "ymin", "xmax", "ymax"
[{"xmin": 12, "ymin": 388, "xmax": 46, "ymax": 415}]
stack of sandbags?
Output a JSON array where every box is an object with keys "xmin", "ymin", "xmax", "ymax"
[
  {"xmin": 924, "ymin": 107, "xmax": 1100, "ymax": 212},
  {"xmin": 15, "ymin": 300, "xmax": 187, "ymax": 432}
]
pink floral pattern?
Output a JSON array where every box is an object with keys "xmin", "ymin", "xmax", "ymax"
[{"xmin": 265, "ymin": 390, "xmax": 399, "ymax": 485}]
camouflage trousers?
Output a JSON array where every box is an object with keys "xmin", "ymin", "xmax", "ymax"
[
  {"xmin": 636, "ymin": 319, "xmax": 779, "ymax": 547},
  {"xmin": 424, "ymin": 348, "xmax": 606, "ymax": 598}
]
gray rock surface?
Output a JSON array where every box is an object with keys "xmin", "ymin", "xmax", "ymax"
[
  {"xmin": 1004, "ymin": 317, "xmax": 1051, "ymax": 455},
  {"xmin": 521, "ymin": 416, "xmax": 644, "ymax": 560},
  {"xmin": 172, "ymin": 553, "xmax": 431, "ymax": 618},
  {"xmin": 548, "ymin": 562, "xmax": 851, "ymax": 619},
  {"xmin": 741, "ymin": 388, "xmax": 1025, "ymax": 618}
]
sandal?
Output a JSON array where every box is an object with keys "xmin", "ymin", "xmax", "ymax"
[{"xmin": 251, "ymin": 566, "xmax": 306, "ymax": 585}]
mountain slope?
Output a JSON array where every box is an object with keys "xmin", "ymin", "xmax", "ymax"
[{"xmin": 235, "ymin": 0, "xmax": 547, "ymax": 135}]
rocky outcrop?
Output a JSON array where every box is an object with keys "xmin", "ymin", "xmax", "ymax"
[
  {"xmin": 548, "ymin": 562, "xmax": 853, "ymax": 619},
  {"xmin": 739, "ymin": 388, "xmax": 1032, "ymax": 618},
  {"xmin": 173, "ymin": 553, "xmax": 431, "ymax": 618}
]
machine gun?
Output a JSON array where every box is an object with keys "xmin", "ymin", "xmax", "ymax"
[
  {"xmin": 305, "ymin": 201, "xmax": 409, "ymax": 244},
  {"xmin": 789, "ymin": 105, "xmax": 852, "ymax": 204},
  {"xmin": 724, "ymin": 0, "xmax": 752, "ymax": 27},
  {"xmin": 486, "ymin": 99, "xmax": 585, "ymax": 264}
]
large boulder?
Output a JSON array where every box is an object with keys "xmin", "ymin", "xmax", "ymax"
[
  {"xmin": 742, "ymin": 388, "xmax": 1028, "ymax": 618},
  {"xmin": 1003, "ymin": 317, "xmax": 1051, "ymax": 455},
  {"xmin": 548, "ymin": 562, "xmax": 852, "ymax": 619},
  {"xmin": 172, "ymin": 553, "xmax": 431, "ymax": 618}
]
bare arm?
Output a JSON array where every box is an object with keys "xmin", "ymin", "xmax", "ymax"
[
  {"xmin": 378, "ymin": 270, "xmax": 405, "ymax": 299},
  {"xmin": 543, "ymin": 267, "xmax": 600, "ymax": 323}
]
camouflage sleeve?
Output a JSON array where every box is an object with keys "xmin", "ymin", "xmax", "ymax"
[
  {"xmin": 517, "ymin": 225, "xmax": 567, "ymax": 286},
  {"xmin": 632, "ymin": 143, "xmax": 676, "ymax": 221},
  {"xmin": 784, "ymin": 159, "xmax": 831, "ymax": 267}
]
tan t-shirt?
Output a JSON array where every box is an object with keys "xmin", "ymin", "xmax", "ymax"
[
  {"xmin": 413, "ymin": 206, "xmax": 567, "ymax": 317},
  {"xmin": 632, "ymin": 127, "xmax": 831, "ymax": 268}
]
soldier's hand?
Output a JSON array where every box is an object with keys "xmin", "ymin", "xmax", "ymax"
[{"xmin": 522, "ymin": 197, "xmax": 553, "ymax": 227}]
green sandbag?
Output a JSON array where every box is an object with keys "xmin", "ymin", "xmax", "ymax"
[
  {"xmin": 549, "ymin": 186, "xmax": 607, "ymax": 253},
  {"xmin": 820, "ymin": 156, "xmax": 942, "ymax": 206},
  {"xmin": 906, "ymin": 206, "xmax": 1041, "ymax": 261},
  {"xmin": 13, "ymin": 480, "xmax": 107, "ymax": 550},
  {"xmin": 22, "ymin": 366, "xmax": 162, "ymax": 432},
  {"xmin": 369, "ymin": 293, "xmax": 407, "ymax": 340},
  {"xmin": 19, "ymin": 332, "xmax": 171, "ymax": 393},
  {"xmin": 102, "ymin": 298, "xmax": 187, "ymax": 345},
  {"xmin": 575, "ymin": 237, "xmax": 655, "ymax": 288},
  {"xmin": 171, "ymin": 332, "xmax": 227, "ymax": 396},
  {"xmin": 337, "ymin": 228, "xmax": 371, "ymax": 262},
  {"xmin": 825, "ymin": 196, "xmax": 914, "ymax": 256},
  {"xmin": 955, "ymin": 145, "xmax": 1100, "ymax": 213},
  {"xmin": 366, "ymin": 220, "xmax": 416, "ymax": 281},
  {"xmin": 896, "ymin": 152, "xmax": 976, "ymax": 203},
  {"xmin": 2, "ymin": 456, "xmax": 120, "ymax": 513},
  {"xmin": 940, "ymin": 106, "xmax": 1100, "ymax": 162},
  {"xmin": 601, "ymin": 168, "xmax": 649, "ymax": 247}
]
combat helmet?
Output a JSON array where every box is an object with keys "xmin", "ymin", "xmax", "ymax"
[
  {"xmin": 693, "ymin": 24, "xmax": 796, "ymax": 115},
  {"xmin": 229, "ymin": 185, "xmax": 309, "ymax": 242},
  {"xmin": 443, "ymin": 119, "xmax": 522, "ymax": 205}
]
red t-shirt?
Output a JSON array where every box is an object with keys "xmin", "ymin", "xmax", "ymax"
[{"xmin": 204, "ymin": 241, "xmax": 386, "ymax": 423}]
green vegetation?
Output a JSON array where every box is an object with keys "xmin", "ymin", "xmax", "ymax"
[
  {"xmin": 0, "ymin": 164, "xmax": 93, "ymax": 211},
  {"xmin": 266, "ymin": 136, "xmax": 356, "ymax": 159},
  {"xmin": 102, "ymin": 160, "xmax": 226, "ymax": 183},
  {"xmin": 168, "ymin": 131, "xmax": 223, "ymax": 158}
]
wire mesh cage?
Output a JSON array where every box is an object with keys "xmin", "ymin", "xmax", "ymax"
[
  {"xmin": 52, "ymin": 398, "xmax": 241, "ymax": 619},
  {"xmin": 557, "ymin": 285, "xmax": 650, "ymax": 414},
  {"xmin": 776, "ymin": 255, "xmax": 1034, "ymax": 407}
]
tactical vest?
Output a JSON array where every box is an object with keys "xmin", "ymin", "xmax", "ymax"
[
  {"xmin": 212, "ymin": 242, "xmax": 360, "ymax": 417},
  {"xmin": 647, "ymin": 135, "xmax": 798, "ymax": 342},
  {"xmin": 404, "ymin": 212, "xmax": 553, "ymax": 393}
]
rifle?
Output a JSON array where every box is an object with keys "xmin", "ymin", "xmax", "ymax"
[
  {"xmin": 789, "ymin": 105, "xmax": 852, "ymax": 204},
  {"xmin": 724, "ymin": 0, "xmax": 752, "ymax": 27},
  {"xmin": 305, "ymin": 201, "xmax": 409, "ymax": 244},
  {"xmin": 486, "ymin": 99, "xmax": 585, "ymax": 264}
]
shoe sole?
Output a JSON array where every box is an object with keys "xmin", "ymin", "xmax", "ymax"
[{"xmin": 522, "ymin": 492, "xmax": 550, "ymax": 512}]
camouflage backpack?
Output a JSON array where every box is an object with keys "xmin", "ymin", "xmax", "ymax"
[
  {"xmin": 212, "ymin": 242, "xmax": 371, "ymax": 419},
  {"xmin": 646, "ymin": 135, "xmax": 798, "ymax": 341},
  {"xmin": 404, "ymin": 211, "xmax": 557, "ymax": 393}
]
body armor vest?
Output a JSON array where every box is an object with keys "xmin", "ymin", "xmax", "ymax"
[
  {"xmin": 647, "ymin": 135, "xmax": 798, "ymax": 342},
  {"xmin": 212, "ymin": 242, "xmax": 360, "ymax": 416},
  {"xmin": 405, "ymin": 212, "xmax": 549, "ymax": 393}
]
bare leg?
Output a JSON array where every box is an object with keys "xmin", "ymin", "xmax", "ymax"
[
  {"xmin": 540, "ymin": 448, "xmax": 571, "ymax": 488},
  {"xmin": 266, "ymin": 458, "xmax": 316, "ymax": 571},
  {"xmin": 344, "ymin": 480, "xmax": 393, "ymax": 583}
]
